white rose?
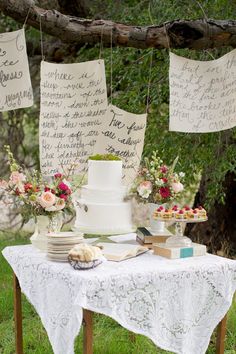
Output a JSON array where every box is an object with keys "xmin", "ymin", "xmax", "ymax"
[
  {"xmin": 139, "ymin": 189, "xmax": 151, "ymax": 198},
  {"xmin": 137, "ymin": 181, "xmax": 152, "ymax": 199}
]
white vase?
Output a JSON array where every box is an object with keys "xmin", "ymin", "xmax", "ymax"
[
  {"xmin": 148, "ymin": 203, "xmax": 166, "ymax": 233},
  {"xmin": 30, "ymin": 213, "xmax": 63, "ymax": 251}
]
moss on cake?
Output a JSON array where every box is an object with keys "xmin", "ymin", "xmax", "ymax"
[{"xmin": 88, "ymin": 154, "xmax": 121, "ymax": 161}]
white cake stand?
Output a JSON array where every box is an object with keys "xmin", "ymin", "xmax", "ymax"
[{"xmin": 153, "ymin": 218, "xmax": 208, "ymax": 247}]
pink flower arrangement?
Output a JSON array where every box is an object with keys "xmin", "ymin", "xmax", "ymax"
[
  {"xmin": 0, "ymin": 146, "xmax": 74, "ymax": 223},
  {"xmin": 133, "ymin": 151, "xmax": 185, "ymax": 204}
]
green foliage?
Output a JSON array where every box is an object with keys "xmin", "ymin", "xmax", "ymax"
[
  {"xmin": 77, "ymin": 0, "xmax": 236, "ymax": 208},
  {"xmin": 89, "ymin": 154, "xmax": 121, "ymax": 161},
  {"xmin": 0, "ymin": 0, "xmax": 236, "ymax": 208}
]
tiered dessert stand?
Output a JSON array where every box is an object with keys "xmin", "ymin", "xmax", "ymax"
[{"xmin": 153, "ymin": 217, "xmax": 208, "ymax": 247}]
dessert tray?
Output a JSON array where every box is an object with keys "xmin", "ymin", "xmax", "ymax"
[
  {"xmin": 154, "ymin": 217, "xmax": 208, "ymax": 247},
  {"xmin": 153, "ymin": 205, "xmax": 208, "ymax": 247}
]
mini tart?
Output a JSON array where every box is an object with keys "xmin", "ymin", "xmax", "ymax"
[
  {"xmin": 175, "ymin": 210, "xmax": 186, "ymax": 219},
  {"xmin": 183, "ymin": 206, "xmax": 192, "ymax": 219},
  {"xmin": 185, "ymin": 208, "xmax": 193, "ymax": 219},
  {"xmin": 198, "ymin": 206, "xmax": 207, "ymax": 219},
  {"xmin": 153, "ymin": 207, "xmax": 163, "ymax": 219},
  {"xmin": 189, "ymin": 209, "xmax": 199, "ymax": 219},
  {"xmin": 162, "ymin": 209, "xmax": 172, "ymax": 219},
  {"xmin": 171, "ymin": 205, "xmax": 179, "ymax": 217}
]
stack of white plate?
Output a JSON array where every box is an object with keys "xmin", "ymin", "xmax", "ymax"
[{"xmin": 47, "ymin": 232, "xmax": 84, "ymax": 262}]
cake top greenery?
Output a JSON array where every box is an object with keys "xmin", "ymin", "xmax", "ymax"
[{"xmin": 88, "ymin": 154, "xmax": 121, "ymax": 161}]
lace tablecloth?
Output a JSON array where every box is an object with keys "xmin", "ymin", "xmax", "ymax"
[{"xmin": 2, "ymin": 245, "xmax": 236, "ymax": 354}]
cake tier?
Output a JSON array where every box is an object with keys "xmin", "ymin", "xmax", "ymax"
[
  {"xmin": 74, "ymin": 199, "xmax": 134, "ymax": 234},
  {"xmin": 81, "ymin": 185, "xmax": 127, "ymax": 203},
  {"xmin": 88, "ymin": 160, "xmax": 122, "ymax": 189}
]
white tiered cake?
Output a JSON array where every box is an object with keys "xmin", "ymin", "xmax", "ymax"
[{"xmin": 74, "ymin": 158, "xmax": 134, "ymax": 234}]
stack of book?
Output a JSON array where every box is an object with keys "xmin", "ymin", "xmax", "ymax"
[
  {"xmin": 136, "ymin": 227, "xmax": 172, "ymax": 249},
  {"xmin": 153, "ymin": 243, "xmax": 207, "ymax": 259},
  {"xmin": 47, "ymin": 232, "xmax": 84, "ymax": 262}
]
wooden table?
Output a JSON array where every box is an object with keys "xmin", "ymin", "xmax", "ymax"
[{"xmin": 13, "ymin": 273, "xmax": 228, "ymax": 354}]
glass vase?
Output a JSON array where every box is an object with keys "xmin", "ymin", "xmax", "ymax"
[
  {"xmin": 30, "ymin": 213, "xmax": 63, "ymax": 251},
  {"xmin": 148, "ymin": 203, "xmax": 166, "ymax": 233}
]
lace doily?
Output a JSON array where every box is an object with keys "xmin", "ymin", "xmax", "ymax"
[{"xmin": 2, "ymin": 245, "xmax": 236, "ymax": 354}]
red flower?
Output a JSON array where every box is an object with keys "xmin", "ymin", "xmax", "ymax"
[
  {"xmin": 59, "ymin": 194, "xmax": 68, "ymax": 200},
  {"xmin": 44, "ymin": 187, "xmax": 50, "ymax": 192},
  {"xmin": 54, "ymin": 173, "xmax": 63, "ymax": 179},
  {"xmin": 162, "ymin": 177, "xmax": 168, "ymax": 183},
  {"xmin": 15, "ymin": 188, "xmax": 21, "ymax": 195},
  {"xmin": 24, "ymin": 183, "xmax": 33, "ymax": 192},
  {"xmin": 58, "ymin": 182, "xmax": 69, "ymax": 192},
  {"xmin": 160, "ymin": 187, "xmax": 171, "ymax": 199},
  {"xmin": 160, "ymin": 165, "xmax": 168, "ymax": 173}
]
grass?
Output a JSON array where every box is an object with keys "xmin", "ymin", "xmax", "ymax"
[{"xmin": 0, "ymin": 232, "xmax": 235, "ymax": 354}]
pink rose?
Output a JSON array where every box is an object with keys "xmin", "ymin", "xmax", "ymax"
[
  {"xmin": 137, "ymin": 181, "xmax": 152, "ymax": 199},
  {"xmin": 46, "ymin": 197, "xmax": 65, "ymax": 211},
  {"xmin": 9, "ymin": 171, "xmax": 26, "ymax": 185},
  {"xmin": 171, "ymin": 182, "xmax": 184, "ymax": 193},
  {"xmin": 38, "ymin": 191, "xmax": 56, "ymax": 208},
  {"xmin": 55, "ymin": 198, "xmax": 65, "ymax": 210}
]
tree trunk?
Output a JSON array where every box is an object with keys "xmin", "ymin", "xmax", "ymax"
[{"xmin": 185, "ymin": 171, "xmax": 236, "ymax": 257}]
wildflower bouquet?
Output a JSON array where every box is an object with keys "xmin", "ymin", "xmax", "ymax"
[
  {"xmin": 134, "ymin": 151, "xmax": 185, "ymax": 204},
  {"xmin": 0, "ymin": 146, "xmax": 74, "ymax": 224}
]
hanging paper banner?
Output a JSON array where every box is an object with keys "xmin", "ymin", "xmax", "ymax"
[
  {"xmin": 0, "ymin": 29, "xmax": 33, "ymax": 111},
  {"xmin": 94, "ymin": 104, "xmax": 147, "ymax": 185},
  {"xmin": 39, "ymin": 59, "xmax": 108, "ymax": 176},
  {"xmin": 169, "ymin": 51, "xmax": 236, "ymax": 133}
]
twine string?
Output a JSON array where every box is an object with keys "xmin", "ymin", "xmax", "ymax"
[
  {"xmin": 146, "ymin": 49, "xmax": 154, "ymax": 114},
  {"xmin": 110, "ymin": 27, "xmax": 113, "ymax": 104},
  {"xmin": 99, "ymin": 24, "xmax": 105, "ymax": 60},
  {"xmin": 39, "ymin": 12, "xmax": 48, "ymax": 61},
  {"xmin": 23, "ymin": 6, "xmax": 32, "ymax": 28}
]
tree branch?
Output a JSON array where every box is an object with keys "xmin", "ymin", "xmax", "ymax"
[
  {"xmin": 1, "ymin": 0, "xmax": 236, "ymax": 50},
  {"xmin": 57, "ymin": 0, "xmax": 91, "ymax": 18}
]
